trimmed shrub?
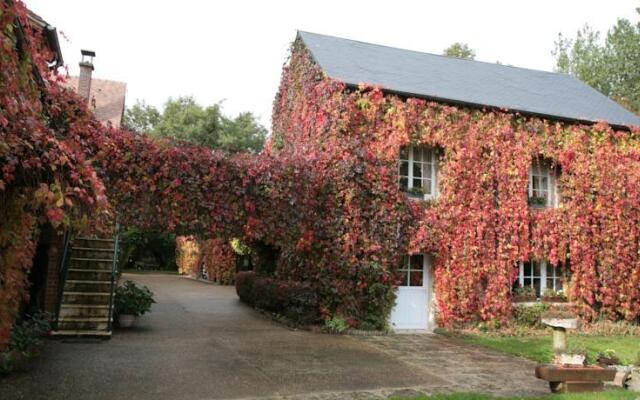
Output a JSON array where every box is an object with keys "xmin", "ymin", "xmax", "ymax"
[
  {"xmin": 235, "ymin": 271, "xmax": 319, "ymax": 325},
  {"xmin": 235, "ymin": 271, "xmax": 257, "ymax": 305},
  {"xmin": 513, "ymin": 303, "xmax": 548, "ymax": 328}
]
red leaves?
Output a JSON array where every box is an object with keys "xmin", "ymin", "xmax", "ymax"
[{"xmin": 269, "ymin": 39, "xmax": 640, "ymax": 327}]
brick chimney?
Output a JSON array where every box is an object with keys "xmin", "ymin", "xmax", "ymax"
[{"xmin": 78, "ymin": 49, "xmax": 95, "ymax": 102}]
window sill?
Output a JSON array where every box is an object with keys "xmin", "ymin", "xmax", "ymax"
[
  {"xmin": 403, "ymin": 192, "xmax": 438, "ymax": 203},
  {"xmin": 512, "ymin": 300, "xmax": 571, "ymax": 307}
]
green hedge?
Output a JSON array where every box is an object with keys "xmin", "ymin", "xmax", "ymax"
[{"xmin": 235, "ymin": 271, "xmax": 319, "ymax": 325}]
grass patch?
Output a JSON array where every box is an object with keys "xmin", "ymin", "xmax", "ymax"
[
  {"xmin": 444, "ymin": 331, "xmax": 639, "ymax": 364},
  {"xmin": 389, "ymin": 390, "xmax": 636, "ymax": 400}
]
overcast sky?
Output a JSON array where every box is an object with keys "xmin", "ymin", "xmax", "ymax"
[{"xmin": 28, "ymin": 0, "xmax": 639, "ymax": 130}]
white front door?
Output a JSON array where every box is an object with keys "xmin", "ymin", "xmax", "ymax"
[{"xmin": 390, "ymin": 254, "xmax": 431, "ymax": 331}]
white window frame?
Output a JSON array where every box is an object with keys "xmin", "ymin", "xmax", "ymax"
[
  {"xmin": 399, "ymin": 146, "xmax": 439, "ymax": 201},
  {"xmin": 398, "ymin": 254, "xmax": 426, "ymax": 287},
  {"xmin": 528, "ymin": 159, "xmax": 559, "ymax": 208},
  {"xmin": 517, "ymin": 260, "xmax": 564, "ymax": 298}
]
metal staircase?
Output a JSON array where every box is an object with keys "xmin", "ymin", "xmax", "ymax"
[{"xmin": 52, "ymin": 233, "xmax": 119, "ymax": 337}]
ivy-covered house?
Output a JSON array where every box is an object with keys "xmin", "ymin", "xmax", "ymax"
[{"xmin": 270, "ymin": 32, "xmax": 640, "ymax": 331}]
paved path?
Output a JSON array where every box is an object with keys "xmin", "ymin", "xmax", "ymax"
[{"xmin": 0, "ymin": 273, "xmax": 547, "ymax": 400}]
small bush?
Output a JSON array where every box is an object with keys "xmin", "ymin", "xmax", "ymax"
[
  {"xmin": 1, "ymin": 312, "xmax": 51, "ymax": 375},
  {"xmin": 513, "ymin": 303, "xmax": 548, "ymax": 328},
  {"xmin": 235, "ymin": 271, "xmax": 319, "ymax": 325},
  {"xmin": 114, "ymin": 280, "xmax": 155, "ymax": 317},
  {"xmin": 325, "ymin": 315, "xmax": 348, "ymax": 333},
  {"xmin": 235, "ymin": 271, "xmax": 256, "ymax": 305}
]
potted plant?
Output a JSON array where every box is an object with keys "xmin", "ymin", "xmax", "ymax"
[
  {"xmin": 596, "ymin": 349, "xmax": 620, "ymax": 367},
  {"xmin": 513, "ymin": 286, "xmax": 537, "ymax": 302},
  {"xmin": 528, "ymin": 195, "xmax": 547, "ymax": 207},
  {"xmin": 114, "ymin": 280, "xmax": 155, "ymax": 328},
  {"xmin": 542, "ymin": 288, "xmax": 568, "ymax": 303}
]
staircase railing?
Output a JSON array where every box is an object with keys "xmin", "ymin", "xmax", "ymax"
[
  {"xmin": 54, "ymin": 229, "xmax": 73, "ymax": 329},
  {"xmin": 107, "ymin": 222, "xmax": 120, "ymax": 332}
]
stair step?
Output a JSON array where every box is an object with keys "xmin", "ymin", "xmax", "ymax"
[
  {"xmin": 71, "ymin": 248, "xmax": 116, "ymax": 259},
  {"xmin": 59, "ymin": 304, "xmax": 110, "ymax": 318},
  {"xmin": 68, "ymin": 268, "xmax": 111, "ymax": 273},
  {"xmin": 67, "ymin": 269, "xmax": 112, "ymax": 280},
  {"xmin": 64, "ymin": 280, "xmax": 112, "ymax": 292},
  {"xmin": 50, "ymin": 330, "xmax": 112, "ymax": 337},
  {"xmin": 58, "ymin": 317, "xmax": 109, "ymax": 322},
  {"xmin": 70, "ymin": 257, "xmax": 113, "ymax": 262},
  {"xmin": 64, "ymin": 292, "xmax": 110, "ymax": 296},
  {"xmin": 75, "ymin": 237, "xmax": 115, "ymax": 242},
  {"xmin": 63, "ymin": 292, "xmax": 111, "ymax": 305},
  {"xmin": 71, "ymin": 247, "xmax": 114, "ymax": 252},
  {"xmin": 57, "ymin": 320, "xmax": 110, "ymax": 330},
  {"xmin": 61, "ymin": 304, "xmax": 110, "ymax": 309},
  {"xmin": 69, "ymin": 258, "xmax": 113, "ymax": 271},
  {"xmin": 73, "ymin": 238, "xmax": 115, "ymax": 250}
]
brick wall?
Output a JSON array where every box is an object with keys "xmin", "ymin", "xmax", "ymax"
[{"xmin": 43, "ymin": 232, "xmax": 64, "ymax": 314}]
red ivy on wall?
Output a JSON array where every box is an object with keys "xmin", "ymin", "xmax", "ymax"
[
  {"xmin": 270, "ymin": 40, "xmax": 640, "ymax": 326},
  {"xmin": 2, "ymin": 0, "xmax": 640, "ymax": 348}
]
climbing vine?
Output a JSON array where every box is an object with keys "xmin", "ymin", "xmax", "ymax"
[
  {"xmin": 271, "ymin": 39, "xmax": 640, "ymax": 326},
  {"xmin": 2, "ymin": 0, "xmax": 640, "ymax": 349}
]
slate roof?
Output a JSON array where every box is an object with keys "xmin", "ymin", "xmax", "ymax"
[
  {"xmin": 298, "ymin": 31, "xmax": 640, "ymax": 128},
  {"xmin": 65, "ymin": 77, "xmax": 127, "ymax": 128}
]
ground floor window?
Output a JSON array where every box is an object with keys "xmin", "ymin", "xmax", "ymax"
[{"xmin": 515, "ymin": 260, "xmax": 566, "ymax": 297}]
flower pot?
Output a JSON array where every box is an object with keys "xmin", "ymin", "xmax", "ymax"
[
  {"xmin": 557, "ymin": 353, "xmax": 585, "ymax": 366},
  {"xmin": 118, "ymin": 314, "xmax": 136, "ymax": 328},
  {"xmin": 542, "ymin": 296, "xmax": 567, "ymax": 303},
  {"xmin": 535, "ymin": 365, "xmax": 616, "ymax": 393},
  {"xmin": 513, "ymin": 295, "xmax": 536, "ymax": 303}
]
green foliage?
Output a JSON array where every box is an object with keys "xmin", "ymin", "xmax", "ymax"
[
  {"xmin": 235, "ymin": 271, "xmax": 320, "ymax": 325},
  {"xmin": 512, "ymin": 304, "xmax": 548, "ymax": 328},
  {"xmin": 443, "ymin": 42, "xmax": 476, "ymax": 60},
  {"xmin": 230, "ymin": 238, "xmax": 251, "ymax": 255},
  {"xmin": 123, "ymin": 100, "xmax": 160, "ymax": 133},
  {"xmin": 1, "ymin": 312, "xmax": 51, "ymax": 375},
  {"xmin": 114, "ymin": 280, "xmax": 155, "ymax": 317},
  {"xmin": 124, "ymin": 96, "xmax": 267, "ymax": 153},
  {"xmin": 120, "ymin": 228, "xmax": 177, "ymax": 271},
  {"xmin": 8, "ymin": 312, "xmax": 51, "ymax": 352},
  {"xmin": 553, "ymin": 9, "xmax": 640, "ymax": 113},
  {"xmin": 324, "ymin": 315, "xmax": 348, "ymax": 333},
  {"xmin": 218, "ymin": 112, "xmax": 268, "ymax": 154},
  {"xmin": 389, "ymin": 389, "xmax": 636, "ymax": 400},
  {"xmin": 457, "ymin": 333, "xmax": 640, "ymax": 365}
]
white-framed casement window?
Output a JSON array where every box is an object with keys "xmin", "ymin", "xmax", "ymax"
[
  {"xmin": 516, "ymin": 260, "xmax": 565, "ymax": 298},
  {"xmin": 528, "ymin": 158, "xmax": 559, "ymax": 208},
  {"xmin": 399, "ymin": 146, "xmax": 439, "ymax": 200},
  {"xmin": 397, "ymin": 254, "xmax": 425, "ymax": 286}
]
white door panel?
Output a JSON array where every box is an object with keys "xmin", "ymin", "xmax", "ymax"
[{"xmin": 390, "ymin": 254, "xmax": 432, "ymax": 331}]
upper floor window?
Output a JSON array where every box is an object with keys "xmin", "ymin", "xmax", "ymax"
[
  {"xmin": 399, "ymin": 146, "xmax": 439, "ymax": 201},
  {"xmin": 528, "ymin": 158, "xmax": 559, "ymax": 208}
]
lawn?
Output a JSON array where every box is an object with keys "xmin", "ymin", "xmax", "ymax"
[
  {"xmin": 390, "ymin": 391, "xmax": 636, "ymax": 400},
  {"xmin": 444, "ymin": 332, "xmax": 640, "ymax": 365}
]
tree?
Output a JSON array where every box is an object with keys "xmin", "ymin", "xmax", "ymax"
[
  {"xmin": 219, "ymin": 112, "xmax": 268, "ymax": 153},
  {"xmin": 153, "ymin": 96, "xmax": 224, "ymax": 149},
  {"xmin": 443, "ymin": 42, "xmax": 475, "ymax": 60},
  {"xmin": 123, "ymin": 96, "xmax": 267, "ymax": 153},
  {"xmin": 123, "ymin": 100, "xmax": 160, "ymax": 134},
  {"xmin": 553, "ymin": 9, "xmax": 640, "ymax": 114}
]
